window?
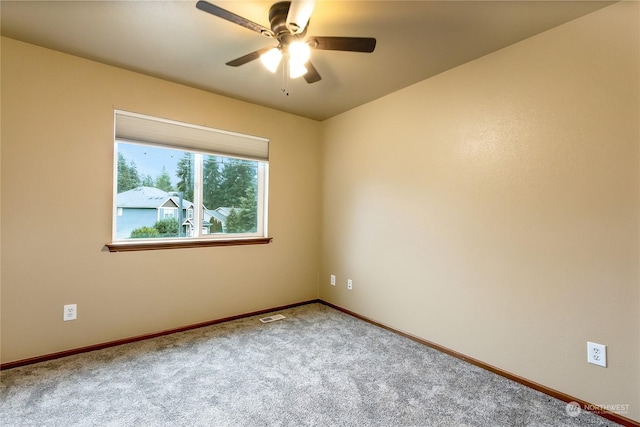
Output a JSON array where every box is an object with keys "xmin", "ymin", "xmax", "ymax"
[
  {"xmin": 108, "ymin": 111, "xmax": 270, "ymax": 251},
  {"xmin": 162, "ymin": 208, "xmax": 176, "ymax": 220}
]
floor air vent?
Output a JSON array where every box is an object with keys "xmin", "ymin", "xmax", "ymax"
[{"xmin": 259, "ymin": 314, "xmax": 286, "ymax": 323}]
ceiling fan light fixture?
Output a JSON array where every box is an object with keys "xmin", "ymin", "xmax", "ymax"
[
  {"xmin": 289, "ymin": 41, "xmax": 311, "ymax": 64},
  {"xmin": 289, "ymin": 60, "xmax": 308, "ymax": 79},
  {"xmin": 286, "ymin": 0, "xmax": 316, "ymax": 35},
  {"xmin": 196, "ymin": 0, "xmax": 376, "ymax": 86},
  {"xmin": 260, "ymin": 47, "xmax": 283, "ymax": 73}
]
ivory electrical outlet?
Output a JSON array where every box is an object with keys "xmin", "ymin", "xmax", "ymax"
[
  {"xmin": 347, "ymin": 279, "xmax": 353, "ymax": 290},
  {"xmin": 587, "ymin": 341, "xmax": 606, "ymax": 367},
  {"xmin": 63, "ymin": 304, "xmax": 77, "ymax": 321},
  {"xmin": 330, "ymin": 274, "xmax": 336, "ymax": 286}
]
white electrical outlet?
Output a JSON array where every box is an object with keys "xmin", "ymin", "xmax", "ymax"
[
  {"xmin": 330, "ymin": 274, "xmax": 336, "ymax": 286},
  {"xmin": 587, "ymin": 341, "xmax": 606, "ymax": 367},
  {"xmin": 347, "ymin": 279, "xmax": 353, "ymax": 290},
  {"xmin": 63, "ymin": 304, "xmax": 77, "ymax": 321}
]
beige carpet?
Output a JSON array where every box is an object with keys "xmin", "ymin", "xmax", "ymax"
[{"xmin": 0, "ymin": 303, "xmax": 619, "ymax": 426}]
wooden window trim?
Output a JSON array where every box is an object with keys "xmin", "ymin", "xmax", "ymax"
[{"xmin": 105, "ymin": 237, "xmax": 272, "ymax": 252}]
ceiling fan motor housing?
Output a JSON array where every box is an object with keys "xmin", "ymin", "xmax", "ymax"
[{"xmin": 269, "ymin": 1, "xmax": 307, "ymax": 41}]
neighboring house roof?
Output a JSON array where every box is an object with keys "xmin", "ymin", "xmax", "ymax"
[
  {"xmin": 214, "ymin": 207, "xmax": 242, "ymax": 217},
  {"xmin": 168, "ymin": 197, "xmax": 193, "ymax": 210},
  {"xmin": 117, "ymin": 186, "xmax": 192, "ymax": 209},
  {"xmin": 117, "ymin": 187, "xmax": 240, "ymax": 228},
  {"xmin": 197, "ymin": 207, "xmax": 241, "ymax": 225},
  {"xmin": 206, "ymin": 209, "xmax": 227, "ymax": 224}
]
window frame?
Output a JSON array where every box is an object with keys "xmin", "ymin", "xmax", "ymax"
[{"xmin": 107, "ymin": 111, "xmax": 271, "ymax": 252}]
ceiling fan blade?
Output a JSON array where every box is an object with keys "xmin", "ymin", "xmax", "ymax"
[
  {"xmin": 196, "ymin": 1, "xmax": 274, "ymax": 38},
  {"xmin": 303, "ymin": 61, "xmax": 321, "ymax": 83},
  {"xmin": 286, "ymin": 0, "xmax": 316, "ymax": 34},
  {"xmin": 226, "ymin": 47, "xmax": 275, "ymax": 67},
  {"xmin": 310, "ymin": 37, "xmax": 376, "ymax": 53}
]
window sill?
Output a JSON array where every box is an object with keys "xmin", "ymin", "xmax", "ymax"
[{"xmin": 105, "ymin": 237, "xmax": 273, "ymax": 252}]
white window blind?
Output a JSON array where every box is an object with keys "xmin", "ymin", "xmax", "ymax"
[{"xmin": 115, "ymin": 110, "xmax": 269, "ymax": 161}]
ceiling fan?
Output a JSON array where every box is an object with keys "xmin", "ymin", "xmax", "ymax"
[{"xmin": 195, "ymin": 0, "xmax": 377, "ymax": 84}]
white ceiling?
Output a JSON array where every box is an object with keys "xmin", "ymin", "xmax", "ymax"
[{"xmin": 1, "ymin": 1, "xmax": 614, "ymax": 121}]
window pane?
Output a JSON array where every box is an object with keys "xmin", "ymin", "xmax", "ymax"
[
  {"xmin": 203, "ymin": 155, "xmax": 258, "ymax": 234},
  {"xmin": 115, "ymin": 142, "xmax": 194, "ymax": 240},
  {"xmin": 114, "ymin": 140, "xmax": 264, "ymax": 242}
]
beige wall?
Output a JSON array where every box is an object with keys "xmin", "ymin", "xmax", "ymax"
[
  {"xmin": 1, "ymin": 37, "xmax": 321, "ymax": 363},
  {"xmin": 320, "ymin": 2, "xmax": 639, "ymax": 421}
]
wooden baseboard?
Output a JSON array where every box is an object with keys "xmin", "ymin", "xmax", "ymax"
[
  {"xmin": 0, "ymin": 299, "xmax": 321, "ymax": 370},
  {"xmin": 2, "ymin": 298, "xmax": 637, "ymax": 426},
  {"xmin": 320, "ymin": 300, "xmax": 639, "ymax": 427}
]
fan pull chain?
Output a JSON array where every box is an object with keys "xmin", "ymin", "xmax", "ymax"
[{"xmin": 281, "ymin": 54, "xmax": 290, "ymax": 96}]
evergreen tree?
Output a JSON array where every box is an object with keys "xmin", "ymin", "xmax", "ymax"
[
  {"xmin": 237, "ymin": 185, "xmax": 258, "ymax": 232},
  {"xmin": 141, "ymin": 174, "xmax": 154, "ymax": 187},
  {"xmin": 224, "ymin": 208, "xmax": 242, "ymax": 233},
  {"xmin": 155, "ymin": 166, "xmax": 173, "ymax": 192},
  {"xmin": 117, "ymin": 153, "xmax": 141, "ymax": 193},
  {"xmin": 203, "ymin": 156, "xmax": 223, "ymax": 209},
  {"xmin": 176, "ymin": 153, "xmax": 194, "ymax": 202},
  {"xmin": 218, "ymin": 159, "xmax": 256, "ymax": 207},
  {"xmin": 209, "ymin": 219, "xmax": 223, "ymax": 233}
]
